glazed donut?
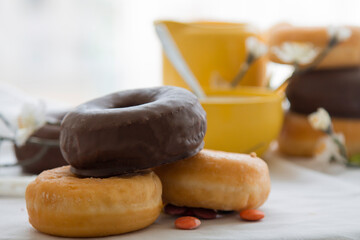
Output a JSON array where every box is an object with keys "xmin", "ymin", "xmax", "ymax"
[
  {"xmin": 268, "ymin": 24, "xmax": 360, "ymax": 69},
  {"xmin": 60, "ymin": 86, "xmax": 206, "ymax": 178},
  {"xmin": 14, "ymin": 110, "xmax": 68, "ymax": 174},
  {"xmin": 286, "ymin": 68, "xmax": 360, "ymax": 118},
  {"xmin": 278, "ymin": 111, "xmax": 360, "ymax": 157},
  {"xmin": 25, "ymin": 166, "xmax": 162, "ymax": 237},
  {"xmin": 154, "ymin": 149, "xmax": 270, "ymax": 211}
]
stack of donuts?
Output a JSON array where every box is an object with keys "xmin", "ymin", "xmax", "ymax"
[
  {"xmin": 25, "ymin": 86, "xmax": 271, "ymax": 237},
  {"xmin": 268, "ymin": 25, "xmax": 360, "ymax": 158}
]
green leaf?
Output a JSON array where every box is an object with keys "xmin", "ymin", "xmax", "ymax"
[{"xmin": 349, "ymin": 154, "xmax": 360, "ymax": 166}]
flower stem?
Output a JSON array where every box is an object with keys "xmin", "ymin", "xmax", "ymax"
[
  {"xmin": 275, "ymin": 37, "xmax": 338, "ymax": 93},
  {"xmin": 230, "ymin": 54, "xmax": 254, "ymax": 87},
  {"xmin": 0, "ymin": 136, "xmax": 15, "ymax": 143},
  {"xmin": 331, "ymin": 134, "xmax": 348, "ymax": 163},
  {"xmin": 297, "ymin": 37, "xmax": 338, "ymax": 75},
  {"xmin": 26, "ymin": 137, "xmax": 59, "ymax": 146},
  {"xmin": 0, "ymin": 113, "xmax": 15, "ymax": 133}
]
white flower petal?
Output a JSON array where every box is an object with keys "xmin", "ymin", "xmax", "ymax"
[
  {"xmin": 337, "ymin": 27, "xmax": 352, "ymax": 41},
  {"xmin": 297, "ymin": 48, "xmax": 318, "ymax": 65},
  {"xmin": 15, "ymin": 100, "xmax": 47, "ymax": 146},
  {"xmin": 272, "ymin": 46, "xmax": 294, "ymax": 63},
  {"xmin": 283, "ymin": 42, "xmax": 296, "ymax": 59},
  {"xmin": 314, "ymin": 134, "xmax": 347, "ymax": 166},
  {"xmin": 327, "ymin": 26, "xmax": 352, "ymax": 42},
  {"xmin": 246, "ymin": 37, "xmax": 257, "ymax": 52},
  {"xmin": 18, "ymin": 101, "xmax": 46, "ymax": 131},
  {"xmin": 246, "ymin": 37, "xmax": 267, "ymax": 59},
  {"xmin": 15, "ymin": 128, "xmax": 33, "ymax": 146},
  {"xmin": 308, "ymin": 108, "xmax": 332, "ymax": 132},
  {"xmin": 255, "ymin": 44, "xmax": 268, "ymax": 59},
  {"xmin": 327, "ymin": 26, "xmax": 336, "ymax": 39},
  {"xmin": 272, "ymin": 42, "xmax": 319, "ymax": 65}
]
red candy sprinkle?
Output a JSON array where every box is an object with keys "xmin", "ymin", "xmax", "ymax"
[
  {"xmin": 175, "ymin": 216, "xmax": 201, "ymax": 230},
  {"xmin": 239, "ymin": 209, "xmax": 265, "ymax": 221}
]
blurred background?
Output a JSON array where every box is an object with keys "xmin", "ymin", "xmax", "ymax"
[{"xmin": 1, "ymin": 0, "xmax": 360, "ymax": 105}]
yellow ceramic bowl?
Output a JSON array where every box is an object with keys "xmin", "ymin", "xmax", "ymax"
[{"xmin": 201, "ymin": 88, "xmax": 284, "ymax": 156}]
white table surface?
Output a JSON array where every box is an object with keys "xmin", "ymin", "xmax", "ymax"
[{"xmin": 1, "ymin": 147, "xmax": 360, "ymax": 240}]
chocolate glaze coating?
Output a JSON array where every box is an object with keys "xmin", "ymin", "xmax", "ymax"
[
  {"xmin": 287, "ymin": 68, "xmax": 360, "ymax": 118},
  {"xmin": 60, "ymin": 86, "xmax": 207, "ymax": 177},
  {"xmin": 14, "ymin": 111, "xmax": 68, "ymax": 174}
]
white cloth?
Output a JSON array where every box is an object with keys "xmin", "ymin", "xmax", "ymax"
[{"xmin": 1, "ymin": 155, "xmax": 360, "ymax": 240}]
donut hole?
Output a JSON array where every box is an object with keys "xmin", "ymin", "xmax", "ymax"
[{"xmin": 110, "ymin": 98, "xmax": 153, "ymax": 110}]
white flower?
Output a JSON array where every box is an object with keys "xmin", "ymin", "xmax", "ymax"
[
  {"xmin": 246, "ymin": 37, "xmax": 268, "ymax": 59},
  {"xmin": 308, "ymin": 108, "xmax": 332, "ymax": 132},
  {"xmin": 15, "ymin": 128, "xmax": 35, "ymax": 146},
  {"xmin": 314, "ymin": 134, "xmax": 347, "ymax": 166},
  {"xmin": 272, "ymin": 42, "xmax": 319, "ymax": 65},
  {"xmin": 327, "ymin": 26, "xmax": 352, "ymax": 42},
  {"xmin": 15, "ymin": 101, "xmax": 46, "ymax": 146}
]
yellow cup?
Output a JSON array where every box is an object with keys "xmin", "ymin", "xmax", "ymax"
[
  {"xmin": 158, "ymin": 20, "xmax": 268, "ymax": 93},
  {"xmin": 201, "ymin": 88, "xmax": 284, "ymax": 156}
]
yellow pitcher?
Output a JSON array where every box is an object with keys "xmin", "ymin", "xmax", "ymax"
[{"xmin": 159, "ymin": 20, "xmax": 268, "ymax": 93}]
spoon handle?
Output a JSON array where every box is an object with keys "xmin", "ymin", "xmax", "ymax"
[
  {"xmin": 274, "ymin": 80, "xmax": 288, "ymax": 95},
  {"xmin": 155, "ymin": 23, "xmax": 206, "ymax": 99}
]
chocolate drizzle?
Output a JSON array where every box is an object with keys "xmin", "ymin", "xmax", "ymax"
[{"xmin": 60, "ymin": 86, "xmax": 207, "ymax": 177}]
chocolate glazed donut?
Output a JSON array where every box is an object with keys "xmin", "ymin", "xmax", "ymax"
[
  {"xmin": 286, "ymin": 68, "xmax": 360, "ymax": 118},
  {"xmin": 60, "ymin": 86, "xmax": 207, "ymax": 177},
  {"xmin": 14, "ymin": 111, "xmax": 68, "ymax": 174}
]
